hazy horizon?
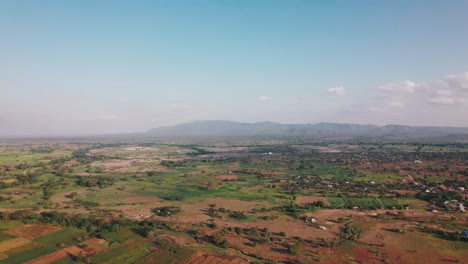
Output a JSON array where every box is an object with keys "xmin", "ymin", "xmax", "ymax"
[{"xmin": 2, "ymin": 1, "xmax": 468, "ymax": 136}]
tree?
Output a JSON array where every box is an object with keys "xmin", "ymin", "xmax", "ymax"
[{"xmin": 288, "ymin": 243, "xmax": 301, "ymax": 255}]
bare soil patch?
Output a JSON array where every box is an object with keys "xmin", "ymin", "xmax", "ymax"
[
  {"xmin": 216, "ymin": 215, "xmax": 337, "ymax": 240},
  {"xmin": 226, "ymin": 235, "xmax": 290, "ymax": 262},
  {"xmin": 171, "ymin": 198, "xmax": 271, "ymax": 224},
  {"xmin": 24, "ymin": 245, "xmax": 81, "ymax": 264},
  {"xmin": 214, "ymin": 175, "xmax": 238, "ymax": 181},
  {"xmin": 5, "ymin": 224, "xmax": 62, "ymax": 239},
  {"xmin": 51, "ymin": 189, "xmax": 88, "ymax": 204},
  {"xmin": 0, "ymin": 178, "xmax": 17, "ymax": 183},
  {"xmin": 181, "ymin": 253, "xmax": 248, "ymax": 264}
]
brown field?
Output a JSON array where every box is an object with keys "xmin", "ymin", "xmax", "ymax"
[
  {"xmin": 25, "ymin": 238, "xmax": 107, "ymax": 264},
  {"xmin": 82, "ymin": 237, "xmax": 108, "ymax": 251},
  {"xmin": 105, "ymin": 195, "xmax": 162, "ymax": 205},
  {"xmin": 5, "ymin": 224, "xmax": 62, "ymax": 239},
  {"xmin": 91, "ymin": 159, "xmax": 135, "ymax": 172},
  {"xmin": 181, "ymin": 253, "xmax": 248, "ymax": 264},
  {"xmin": 0, "ymin": 237, "xmax": 32, "ymax": 253},
  {"xmin": 214, "ymin": 175, "xmax": 238, "ymax": 180},
  {"xmin": 354, "ymin": 221, "xmax": 465, "ymax": 264},
  {"xmin": 0, "ymin": 178, "xmax": 17, "ymax": 183},
  {"xmin": 173, "ymin": 198, "xmax": 271, "ymax": 224},
  {"xmin": 24, "ymin": 245, "xmax": 82, "ymax": 264},
  {"xmin": 158, "ymin": 235, "xmax": 192, "ymax": 246},
  {"xmin": 51, "ymin": 189, "xmax": 88, "ymax": 204},
  {"xmin": 316, "ymin": 248, "xmax": 354, "ymax": 264},
  {"xmin": 216, "ymin": 215, "xmax": 337, "ymax": 240},
  {"xmin": 226, "ymin": 235, "xmax": 291, "ymax": 262}
]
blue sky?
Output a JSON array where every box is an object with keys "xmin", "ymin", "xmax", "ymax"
[{"xmin": 2, "ymin": 0, "xmax": 468, "ymax": 135}]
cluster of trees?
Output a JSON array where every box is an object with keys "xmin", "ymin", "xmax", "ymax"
[
  {"xmin": 41, "ymin": 179, "xmax": 62, "ymax": 200},
  {"xmin": 228, "ymin": 210, "xmax": 247, "ymax": 220},
  {"xmin": 274, "ymin": 203, "xmax": 314, "ymax": 219},
  {"xmin": 340, "ymin": 223, "xmax": 363, "ymax": 241},
  {"xmin": 76, "ymin": 176, "xmax": 115, "ymax": 188},
  {"xmin": 16, "ymin": 173, "xmax": 38, "ymax": 185},
  {"xmin": 0, "ymin": 209, "xmax": 34, "ymax": 220},
  {"xmin": 152, "ymin": 206, "xmax": 182, "ymax": 217},
  {"xmin": 30, "ymin": 147, "xmax": 54, "ymax": 154},
  {"xmin": 418, "ymin": 190, "xmax": 463, "ymax": 207},
  {"xmin": 0, "ymin": 210, "xmax": 168, "ymax": 240},
  {"xmin": 208, "ymin": 234, "xmax": 229, "ymax": 248},
  {"xmin": 420, "ymin": 225, "xmax": 462, "ymax": 241},
  {"xmin": 182, "ymin": 145, "xmax": 214, "ymax": 156},
  {"xmin": 208, "ymin": 207, "xmax": 221, "ymax": 218}
]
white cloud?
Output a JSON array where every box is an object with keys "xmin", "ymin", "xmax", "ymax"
[
  {"xmin": 169, "ymin": 104, "xmax": 193, "ymax": 110},
  {"xmin": 258, "ymin": 96, "xmax": 273, "ymax": 101},
  {"xmin": 423, "ymin": 71, "xmax": 468, "ymax": 105},
  {"xmin": 327, "ymin": 86, "xmax": 346, "ymax": 96},
  {"xmin": 376, "ymin": 80, "xmax": 419, "ymax": 94},
  {"xmin": 427, "ymin": 96, "xmax": 456, "ymax": 105},
  {"xmin": 337, "ymin": 71, "xmax": 468, "ymax": 126},
  {"xmin": 373, "ymin": 71, "xmax": 468, "ymax": 106}
]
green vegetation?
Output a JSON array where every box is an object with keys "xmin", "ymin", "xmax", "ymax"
[
  {"xmin": 0, "ymin": 140, "xmax": 466, "ymax": 263},
  {"xmin": 152, "ymin": 206, "xmax": 182, "ymax": 217},
  {"xmin": 135, "ymin": 240, "xmax": 196, "ymax": 264}
]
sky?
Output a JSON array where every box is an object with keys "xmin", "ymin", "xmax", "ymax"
[{"xmin": 1, "ymin": 0, "xmax": 468, "ymax": 136}]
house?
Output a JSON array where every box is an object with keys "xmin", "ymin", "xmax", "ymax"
[
  {"xmin": 460, "ymin": 204, "xmax": 465, "ymax": 213},
  {"xmin": 318, "ymin": 226, "xmax": 327, "ymax": 230}
]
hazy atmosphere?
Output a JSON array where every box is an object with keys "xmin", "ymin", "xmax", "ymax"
[{"xmin": 2, "ymin": 0, "xmax": 468, "ymax": 136}]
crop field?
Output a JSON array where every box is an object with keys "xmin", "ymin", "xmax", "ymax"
[
  {"xmin": 0, "ymin": 140, "xmax": 466, "ymax": 263},
  {"xmin": 89, "ymin": 238, "xmax": 150, "ymax": 264},
  {"xmin": 5, "ymin": 224, "xmax": 62, "ymax": 239},
  {"xmin": 135, "ymin": 244, "xmax": 196, "ymax": 264},
  {"xmin": 0, "ymin": 237, "xmax": 34, "ymax": 254}
]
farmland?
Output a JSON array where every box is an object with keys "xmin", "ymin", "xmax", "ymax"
[{"xmin": 0, "ymin": 138, "xmax": 467, "ymax": 263}]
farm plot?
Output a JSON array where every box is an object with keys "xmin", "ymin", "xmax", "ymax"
[
  {"xmin": 0, "ymin": 237, "xmax": 35, "ymax": 253},
  {"xmin": 327, "ymin": 197, "xmax": 403, "ymax": 210},
  {"xmin": 90, "ymin": 237, "xmax": 150, "ymax": 264},
  {"xmin": 181, "ymin": 253, "xmax": 249, "ymax": 264},
  {"xmin": 135, "ymin": 247, "xmax": 196, "ymax": 264},
  {"xmin": 5, "ymin": 224, "xmax": 62, "ymax": 239},
  {"xmin": 24, "ymin": 238, "xmax": 108, "ymax": 264},
  {"xmin": 23, "ymin": 245, "xmax": 82, "ymax": 264},
  {"xmin": 0, "ymin": 227, "xmax": 86, "ymax": 264}
]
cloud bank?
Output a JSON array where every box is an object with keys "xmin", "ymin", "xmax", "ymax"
[
  {"xmin": 327, "ymin": 86, "xmax": 346, "ymax": 96},
  {"xmin": 340, "ymin": 71, "xmax": 468, "ymax": 126}
]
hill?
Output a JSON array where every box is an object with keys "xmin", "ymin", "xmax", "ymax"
[{"xmin": 145, "ymin": 121, "xmax": 468, "ymax": 141}]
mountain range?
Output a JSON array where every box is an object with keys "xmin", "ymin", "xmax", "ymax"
[{"xmin": 145, "ymin": 121, "xmax": 468, "ymax": 141}]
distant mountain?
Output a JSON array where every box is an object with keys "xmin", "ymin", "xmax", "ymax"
[{"xmin": 145, "ymin": 121, "xmax": 468, "ymax": 140}]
